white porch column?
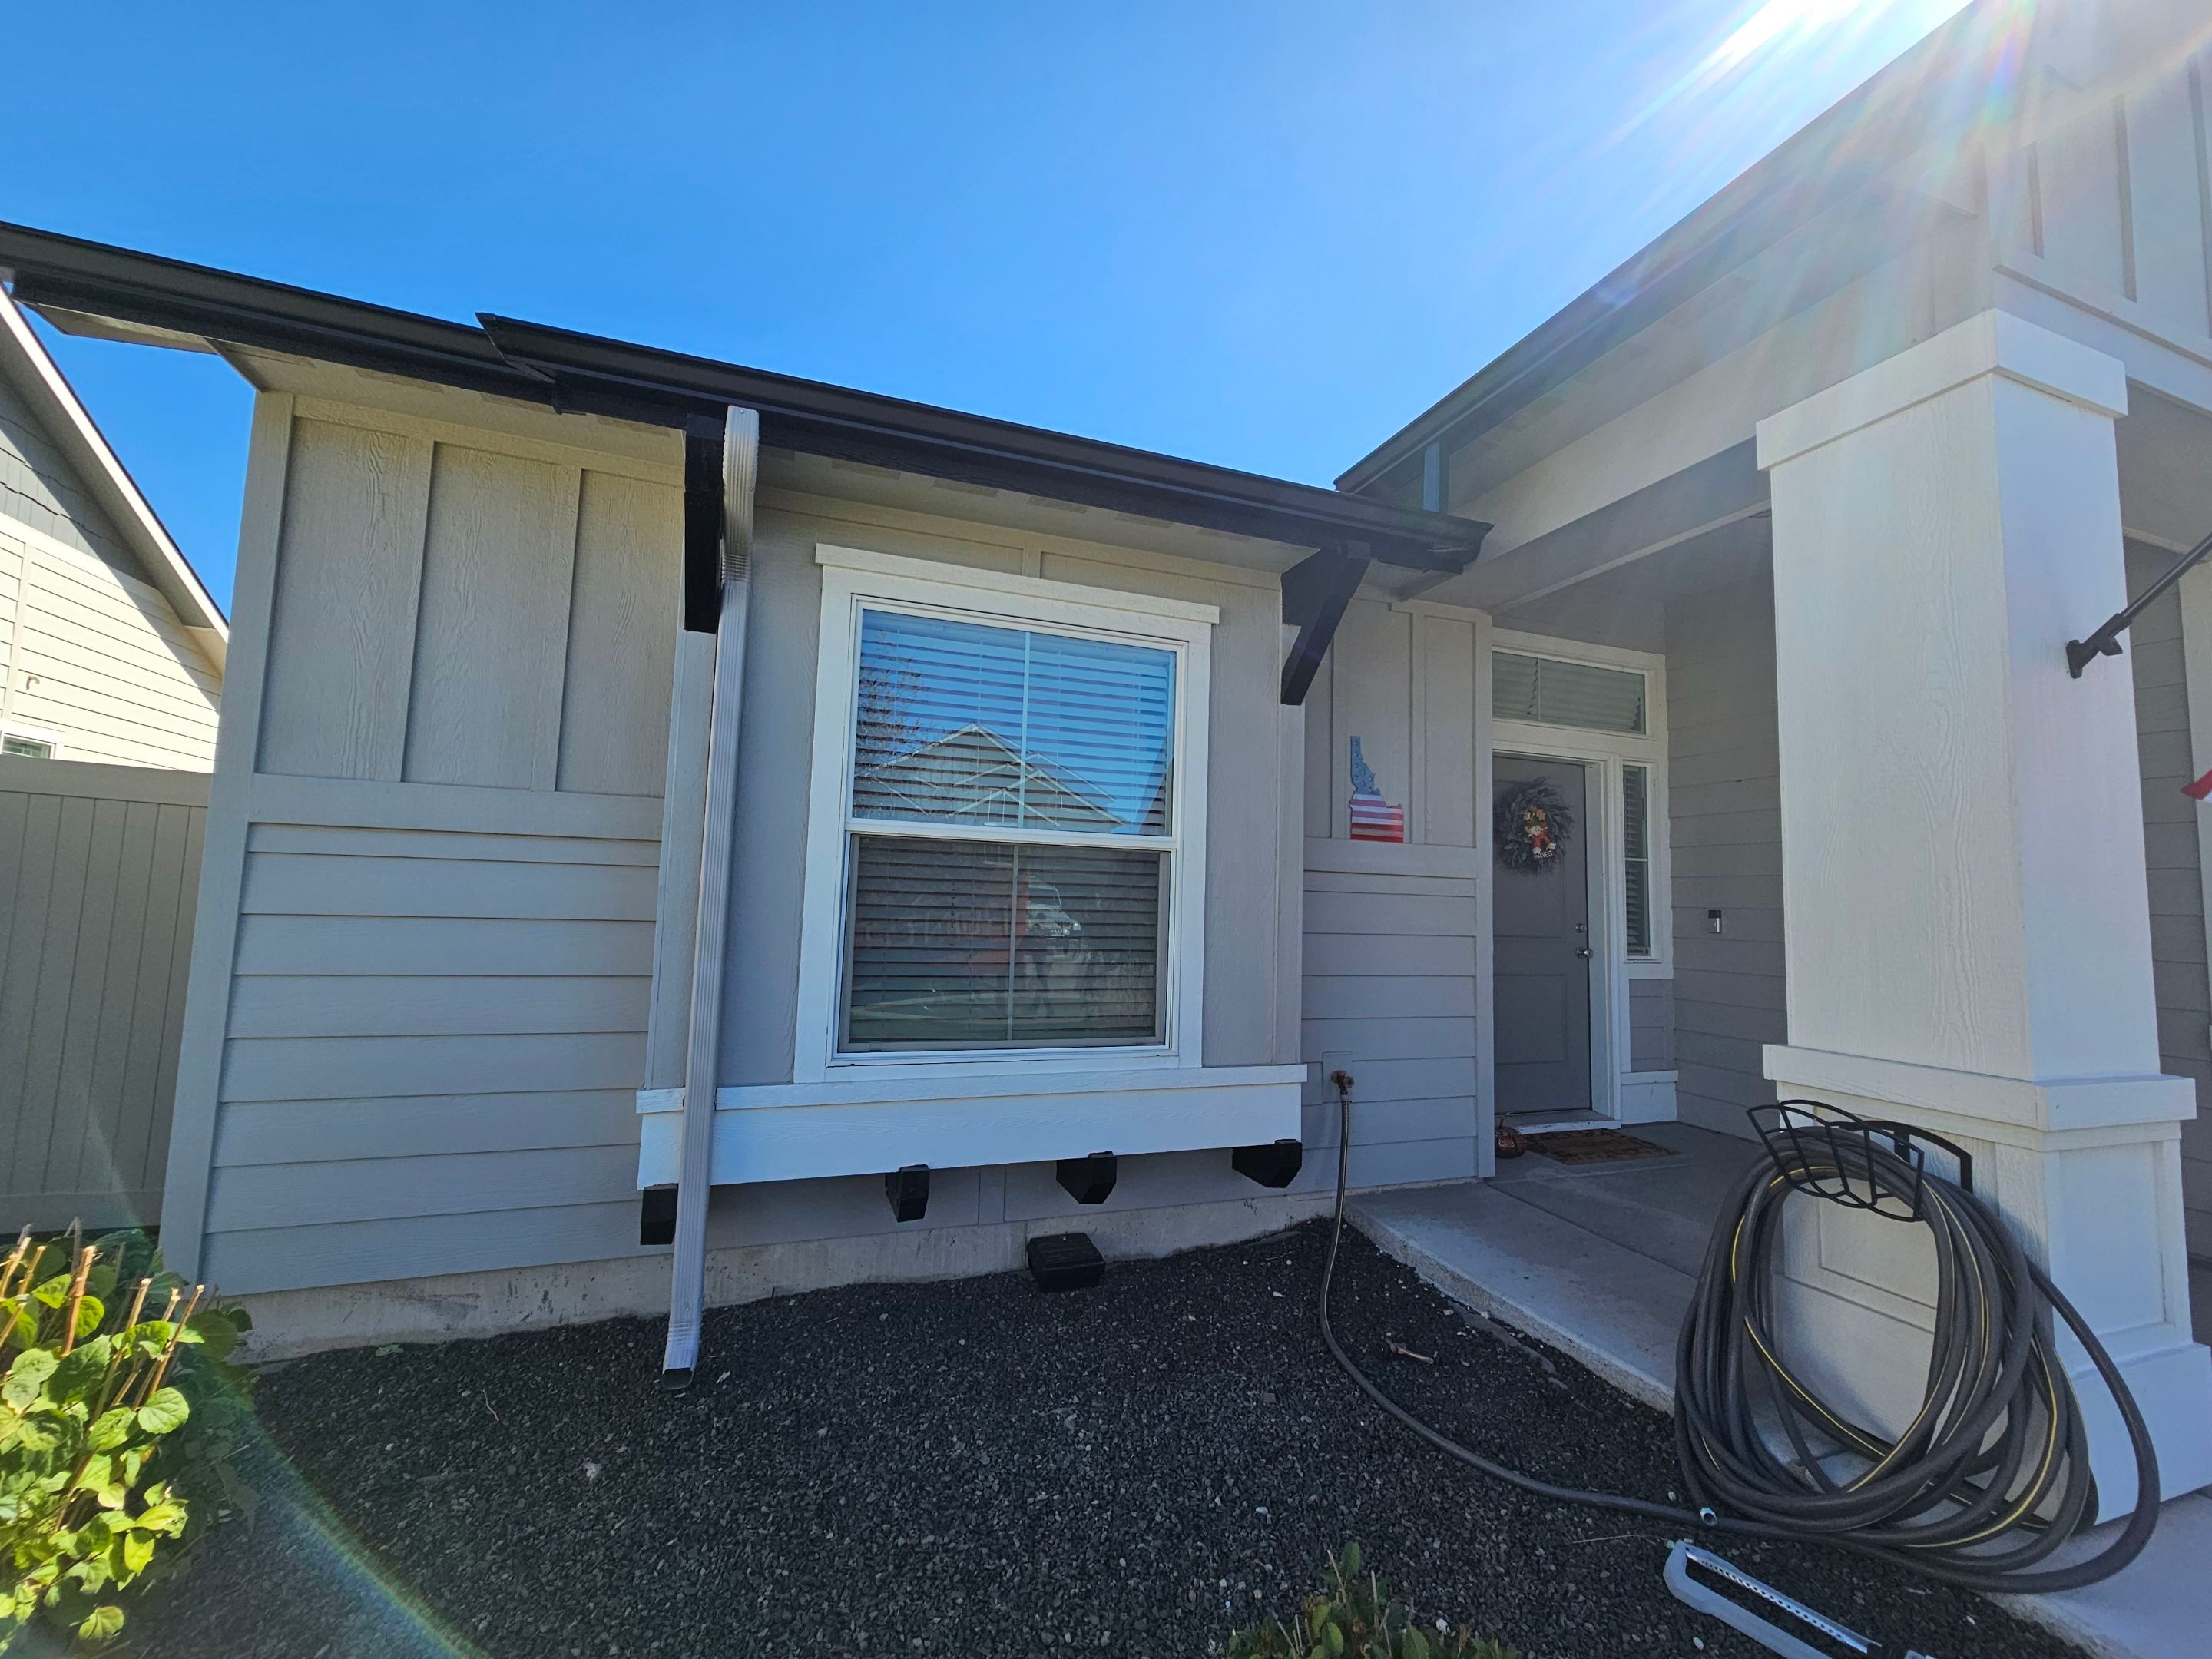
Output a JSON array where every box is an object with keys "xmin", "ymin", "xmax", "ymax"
[{"xmin": 1756, "ymin": 310, "xmax": 2212, "ymax": 1511}]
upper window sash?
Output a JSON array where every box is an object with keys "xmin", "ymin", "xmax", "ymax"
[{"xmin": 844, "ymin": 601, "xmax": 1181, "ymax": 845}]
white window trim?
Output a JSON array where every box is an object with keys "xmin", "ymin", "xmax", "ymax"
[
  {"xmin": 1488, "ymin": 629, "xmax": 1673, "ymax": 1124},
  {"xmin": 793, "ymin": 544, "xmax": 1216, "ymax": 1085},
  {"xmin": 1488, "ymin": 628, "xmax": 1671, "ymax": 979},
  {"xmin": 0, "ymin": 724, "xmax": 65, "ymax": 760}
]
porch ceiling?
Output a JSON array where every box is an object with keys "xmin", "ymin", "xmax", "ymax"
[{"xmin": 1488, "ymin": 515, "xmax": 1771, "ymax": 654}]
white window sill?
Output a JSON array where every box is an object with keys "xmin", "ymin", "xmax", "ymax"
[{"xmin": 636, "ymin": 1063, "xmax": 1306, "ymax": 1187}]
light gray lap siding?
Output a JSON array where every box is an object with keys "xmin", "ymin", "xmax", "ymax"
[
  {"xmin": 1664, "ymin": 572, "xmax": 1783, "ymax": 1139},
  {"xmin": 2128, "ymin": 542, "xmax": 2211, "ymax": 1263}
]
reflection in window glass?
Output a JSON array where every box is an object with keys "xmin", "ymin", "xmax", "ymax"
[
  {"xmin": 1492, "ymin": 651, "xmax": 1645, "ymax": 735},
  {"xmin": 839, "ymin": 605, "xmax": 1179, "ymax": 1054},
  {"xmin": 1624, "ymin": 763, "xmax": 1652, "ymax": 957},
  {"xmin": 852, "ymin": 610, "xmax": 1174, "ymax": 835}
]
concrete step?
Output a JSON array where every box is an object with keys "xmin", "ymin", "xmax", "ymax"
[{"xmin": 1349, "ymin": 1180, "xmax": 1694, "ymax": 1411}]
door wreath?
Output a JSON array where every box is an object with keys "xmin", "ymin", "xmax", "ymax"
[{"xmin": 1495, "ymin": 777, "xmax": 1574, "ymax": 872}]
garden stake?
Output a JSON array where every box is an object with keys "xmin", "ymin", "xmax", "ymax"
[
  {"xmin": 92, "ymin": 1279, "xmax": 157, "ymax": 1420},
  {"xmin": 1, "ymin": 1224, "xmax": 30, "ymax": 1296},
  {"xmin": 146, "ymin": 1283, "xmax": 206, "ymax": 1397},
  {"xmin": 59, "ymin": 1246, "xmax": 96, "ymax": 1356}
]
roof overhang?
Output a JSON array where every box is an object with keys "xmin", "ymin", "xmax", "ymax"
[
  {"xmin": 0, "ymin": 222, "xmax": 1488, "ymax": 575},
  {"xmin": 1335, "ymin": 0, "xmax": 2039, "ymax": 501}
]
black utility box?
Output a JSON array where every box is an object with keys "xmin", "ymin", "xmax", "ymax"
[{"xmin": 1026, "ymin": 1231, "xmax": 1105, "ymax": 1292}]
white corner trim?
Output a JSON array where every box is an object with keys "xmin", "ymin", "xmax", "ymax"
[
  {"xmin": 815, "ymin": 542, "xmax": 1220, "ymax": 625},
  {"xmin": 1755, "ymin": 310, "xmax": 2129, "ymax": 471},
  {"xmin": 634, "ymin": 1065, "xmax": 1304, "ymax": 1187}
]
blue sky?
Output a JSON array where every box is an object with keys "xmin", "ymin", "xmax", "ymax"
[{"xmin": 9, "ymin": 1, "xmax": 1968, "ymax": 613}]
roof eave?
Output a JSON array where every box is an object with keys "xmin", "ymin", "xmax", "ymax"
[{"xmin": 0, "ymin": 221, "xmax": 1487, "ymax": 575}]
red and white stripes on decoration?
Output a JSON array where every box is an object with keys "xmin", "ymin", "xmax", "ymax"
[
  {"xmin": 1349, "ymin": 792, "xmax": 1406, "ymax": 842},
  {"xmin": 1346, "ymin": 735, "xmax": 1406, "ymax": 843}
]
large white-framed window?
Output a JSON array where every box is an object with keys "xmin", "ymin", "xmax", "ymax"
[{"xmin": 794, "ymin": 545, "xmax": 1215, "ymax": 1083}]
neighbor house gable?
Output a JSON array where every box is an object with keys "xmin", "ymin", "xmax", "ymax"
[{"xmin": 0, "ymin": 291, "xmax": 224, "ymax": 767}]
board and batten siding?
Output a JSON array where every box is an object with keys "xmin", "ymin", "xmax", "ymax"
[
  {"xmin": 1296, "ymin": 598, "xmax": 1486, "ymax": 1182},
  {"xmin": 1990, "ymin": 45, "xmax": 2212, "ymax": 353},
  {"xmin": 1664, "ymin": 571, "xmax": 1784, "ymax": 1141},
  {"xmin": 1, "ymin": 757, "xmax": 206, "ymax": 1229},
  {"xmin": 174, "ymin": 395, "xmax": 684, "ymax": 1292}
]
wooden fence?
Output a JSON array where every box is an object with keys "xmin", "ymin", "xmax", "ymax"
[{"xmin": 1, "ymin": 755, "xmax": 206, "ymax": 1229}]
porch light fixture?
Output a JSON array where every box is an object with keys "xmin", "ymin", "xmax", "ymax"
[{"xmin": 2067, "ymin": 525, "xmax": 2212, "ymax": 677}]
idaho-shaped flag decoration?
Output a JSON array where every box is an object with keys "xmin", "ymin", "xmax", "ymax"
[{"xmin": 1347, "ymin": 736, "xmax": 1406, "ymax": 843}]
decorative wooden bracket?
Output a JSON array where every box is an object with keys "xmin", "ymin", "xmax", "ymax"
[{"xmin": 1280, "ymin": 543, "xmax": 1372, "ymax": 706}]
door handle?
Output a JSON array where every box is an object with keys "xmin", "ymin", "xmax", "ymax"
[{"xmin": 1575, "ymin": 947, "xmax": 1593, "ymax": 959}]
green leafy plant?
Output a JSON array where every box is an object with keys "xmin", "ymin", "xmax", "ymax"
[
  {"xmin": 1227, "ymin": 1544, "xmax": 1518, "ymax": 1659},
  {"xmin": 2, "ymin": 1225, "xmax": 253, "ymax": 1651}
]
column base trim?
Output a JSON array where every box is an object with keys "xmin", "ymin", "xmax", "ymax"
[{"xmin": 1763, "ymin": 1045, "xmax": 2194, "ymax": 1137}]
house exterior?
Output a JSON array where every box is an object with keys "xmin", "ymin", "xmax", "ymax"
[
  {"xmin": 0, "ymin": 290, "xmax": 224, "ymax": 767},
  {"xmin": 0, "ymin": 290, "xmax": 225, "ymax": 1229},
  {"xmin": 3, "ymin": 0, "xmax": 2207, "ymax": 1515}
]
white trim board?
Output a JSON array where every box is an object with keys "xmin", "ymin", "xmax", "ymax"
[{"xmin": 634, "ymin": 1066, "xmax": 1306, "ymax": 1187}]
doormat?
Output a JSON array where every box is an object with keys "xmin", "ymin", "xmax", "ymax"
[{"xmin": 1525, "ymin": 1129, "xmax": 1677, "ymax": 1164}]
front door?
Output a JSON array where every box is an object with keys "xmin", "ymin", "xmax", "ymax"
[{"xmin": 1493, "ymin": 757, "xmax": 1593, "ymax": 1116}]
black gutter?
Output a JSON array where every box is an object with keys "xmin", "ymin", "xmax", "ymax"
[
  {"xmin": 478, "ymin": 315, "xmax": 1483, "ymax": 570},
  {"xmin": 0, "ymin": 220, "xmax": 1485, "ymax": 572},
  {"xmin": 1335, "ymin": 0, "xmax": 2022, "ymax": 498}
]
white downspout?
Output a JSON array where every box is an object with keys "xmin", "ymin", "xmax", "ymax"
[{"xmin": 662, "ymin": 405, "xmax": 758, "ymax": 1386}]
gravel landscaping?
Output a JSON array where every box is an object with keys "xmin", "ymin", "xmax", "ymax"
[{"xmin": 115, "ymin": 1221, "xmax": 2081, "ymax": 1658}]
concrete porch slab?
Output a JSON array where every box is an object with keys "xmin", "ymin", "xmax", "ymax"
[
  {"xmin": 1349, "ymin": 1180, "xmax": 1692, "ymax": 1411},
  {"xmin": 1348, "ymin": 1167, "xmax": 2212, "ymax": 1659}
]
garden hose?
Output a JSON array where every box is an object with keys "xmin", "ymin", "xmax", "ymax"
[{"xmin": 1316, "ymin": 1078, "xmax": 2164, "ymax": 1594}]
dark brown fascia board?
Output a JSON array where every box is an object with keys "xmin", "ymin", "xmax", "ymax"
[
  {"xmin": 1335, "ymin": 0, "xmax": 2018, "ymax": 495},
  {"xmin": 477, "ymin": 315, "xmax": 1485, "ymax": 570},
  {"xmin": 0, "ymin": 220, "xmax": 1486, "ymax": 573}
]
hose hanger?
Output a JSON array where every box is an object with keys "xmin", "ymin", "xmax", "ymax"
[{"xmin": 1316, "ymin": 1078, "xmax": 2163, "ymax": 1606}]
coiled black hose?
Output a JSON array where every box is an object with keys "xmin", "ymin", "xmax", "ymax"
[{"xmin": 1317, "ymin": 1082, "xmax": 2164, "ymax": 1593}]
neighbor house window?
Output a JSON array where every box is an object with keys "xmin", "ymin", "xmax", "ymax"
[
  {"xmin": 2, "ymin": 734, "xmax": 54, "ymax": 759},
  {"xmin": 1623, "ymin": 763, "xmax": 1652, "ymax": 958},
  {"xmin": 790, "ymin": 542, "xmax": 1224, "ymax": 1078},
  {"xmin": 1492, "ymin": 651, "xmax": 1645, "ymax": 735}
]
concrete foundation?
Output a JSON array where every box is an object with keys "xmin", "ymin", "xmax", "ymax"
[{"xmin": 233, "ymin": 1187, "xmax": 1336, "ymax": 1362}]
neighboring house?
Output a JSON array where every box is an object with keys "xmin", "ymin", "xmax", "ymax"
[
  {"xmin": 0, "ymin": 290, "xmax": 224, "ymax": 766},
  {"xmin": 0, "ymin": 290, "xmax": 226, "ymax": 1230},
  {"xmin": 2, "ymin": 0, "xmax": 2207, "ymax": 1520}
]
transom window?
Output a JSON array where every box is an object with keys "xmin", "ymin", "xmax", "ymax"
[
  {"xmin": 1492, "ymin": 650, "xmax": 1646, "ymax": 735},
  {"xmin": 840, "ymin": 607, "xmax": 1178, "ymax": 1052},
  {"xmin": 2, "ymin": 734, "xmax": 55, "ymax": 759}
]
